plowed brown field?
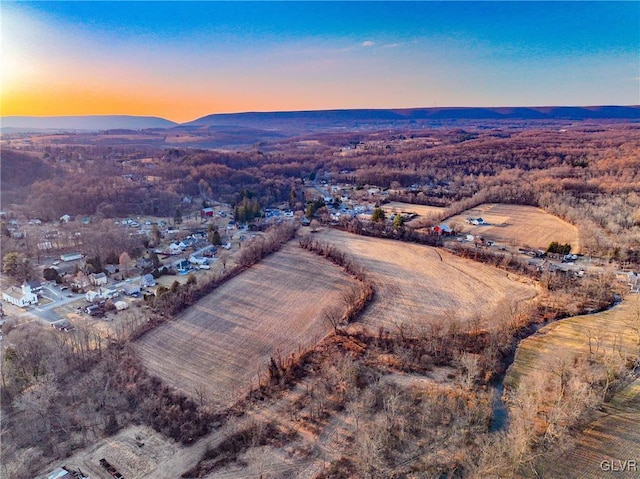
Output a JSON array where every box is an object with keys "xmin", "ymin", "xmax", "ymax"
[
  {"xmin": 136, "ymin": 242, "xmax": 358, "ymax": 408},
  {"xmin": 444, "ymin": 203, "xmax": 580, "ymax": 252},
  {"xmin": 315, "ymin": 228, "xmax": 537, "ymax": 331}
]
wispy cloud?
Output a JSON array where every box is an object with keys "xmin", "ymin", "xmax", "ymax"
[
  {"xmin": 382, "ymin": 43, "xmax": 401, "ymax": 49},
  {"xmin": 361, "ymin": 41, "xmax": 374, "ymax": 47}
]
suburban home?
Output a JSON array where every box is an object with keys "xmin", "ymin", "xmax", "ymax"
[
  {"xmin": 59, "ymin": 214, "xmax": 72, "ymax": 223},
  {"xmin": 114, "ymin": 300, "xmax": 129, "ymax": 311},
  {"xmin": 27, "ymin": 280, "xmax": 43, "ymax": 293},
  {"xmin": 169, "ymin": 243, "xmax": 182, "ymax": 255},
  {"xmin": 189, "ymin": 255, "xmax": 207, "ymax": 265},
  {"xmin": 89, "ymin": 272, "xmax": 108, "ymax": 286},
  {"xmin": 102, "ymin": 288, "xmax": 119, "ymax": 299},
  {"xmin": 176, "ymin": 259, "xmax": 193, "ymax": 273},
  {"xmin": 141, "ymin": 273, "xmax": 156, "ymax": 287},
  {"xmin": 104, "ymin": 264, "xmax": 117, "ymax": 275},
  {"xmin": 136, "ymin": 257, "xmax": 153, "ymax": 269},
  {"xmin": 2, "ymin": 284, "xmax": 38, "ymax": 307},
  {"xmin": 71, "ymin": 275, "xmax": 91, "ymax": 291},
  {"xmin": 85, "ymin": 304, "xmax": 103, "ymax": 316},
  {"xmin": 85, "ymin": 290, "xmax": 102, "ymax": 302},
  {"xmin": 122, "ymin": 283, "xmax": 141, "ymax": 296}
]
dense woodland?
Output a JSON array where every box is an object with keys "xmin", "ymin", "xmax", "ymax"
[
  {"xmin": 2, "ymin": 122, "xmax": 639, "ymax": 261},
  {"xmin": 1, "ymin": 121, "xmax": 639, "ymax": 478}
]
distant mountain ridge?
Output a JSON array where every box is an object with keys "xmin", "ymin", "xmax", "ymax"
[
  {"xmin": 187, "ymin": 105, "xmax": 640, "ymax": 129},
  {"xmin": 2, "ymin": 106, "xmax": 638, "ymax": 134},
  {"xmin": 1, "ymin": 115, "xmax": 178, "ymax": 131}
]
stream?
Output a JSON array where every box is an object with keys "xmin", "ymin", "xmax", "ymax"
[{"xmin": 488, "ymin": 295, "xmax": 622, "ymax": 433}]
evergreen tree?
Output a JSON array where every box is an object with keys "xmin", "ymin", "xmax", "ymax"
[{"xmin": 372, "ymin": 207, "xmax": 386, "ymax": 222}]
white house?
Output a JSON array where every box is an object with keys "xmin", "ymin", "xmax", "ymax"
[
  {"xmin": 85, "ymin": 290, "xmax": 102, "ymax": 302},
  {"xmin": 103, "ymin": 288, "xmax": 119, "ymax": 299},
  {"xmin": 3, "ymin": 284, "xmax": 38, "ymax": 307},
  {"xmin": 114, "ymin": 300, "xmax": 129, "ymax": 311},
  {"xmin": 169, "ymin": 243, "xmax": 182, "ymax": 255},
  {"xmin": 89, "ymin": 272, "xmax": 108, "ymax": 286},
  {"xmin": 60, "ymin": 214, "xmax": 72, "ymax": 223},
  {"xmin": 189, "ymin": 255, "xmax": 207, "ymax": 265}
]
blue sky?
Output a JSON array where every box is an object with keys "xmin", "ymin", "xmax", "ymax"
[{"xmin": 2, "ymin": 1, "xmax": 638, "ymax": 122}]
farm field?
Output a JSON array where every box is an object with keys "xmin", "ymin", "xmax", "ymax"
[
  {"xmin": 136, "ymin": 242, "xmax": 358, "ymax": 409},
  {"xmin": 314, "ymin": 228, "xmax": 537, "ymax": 331},
  {"xmin": 542, "ymin": 378, "xmax": 640, "ymax": 479},
  {"xmin": 444, "ymin": 203, "xmax": 580, "ymax": 252},
  {"xmin": 505, "ymin": 297, "xmax": 640, "ymax": 479},
  {"xmin": 382, "ymin": 201, "xmax": 446, "ymax": 219},
  {"xmin": 505, "ymin": 297, "xmax": 640, "ymax": 388}
]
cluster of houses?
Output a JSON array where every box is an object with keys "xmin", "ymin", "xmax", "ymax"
[{"xmin": 165, "ymin": 233, "xmax": 209, "ymax": 255}]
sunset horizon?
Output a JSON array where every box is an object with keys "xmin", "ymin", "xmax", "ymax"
[{"xmin": 2, "ymin": 1, "xmax": 638, "ymax": 123}]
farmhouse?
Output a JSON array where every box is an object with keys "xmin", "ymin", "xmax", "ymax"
[
  {"xmin": 2, "ymin": 284, "xmax": 38, "ymax": 307},
  {"xmin": 201, "ymin": 207, "xmax": 215, "ymax": 217},
  {"xmin": 433, "ymin": 223, "xmax": 453, "ymax": 235},
  {"xmin": 89, "ymin": 272, "xmax": 108, "ymax": 286}
]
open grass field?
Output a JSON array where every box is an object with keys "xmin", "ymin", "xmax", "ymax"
[
  {"xmin": 506, "ymin": 297, "xmax": 640, "ymax": 388},
  {"xmin": 314, "ymin": 228, "xmax": 537, "ymax": 331},
  {"xmin": 382, "ymin": 201, "xmax": 446, "ymax": 218},
  {"xmin": 444, "ymin": 203, "xmax": 580, "ymax": 253},
  {"xmin": 135, "ymin": 242, "xmax": 358, "ymax": 409}
]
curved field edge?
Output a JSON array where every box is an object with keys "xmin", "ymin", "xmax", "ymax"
[
  {"xmin": 135, "ymin": 242, "xmax": 359, "ymax": 409},
  {"xmin": 313, "ymin": 228, "xmax": 538, "ymax": 332},
  {"xmin": 505, "ymin": 298, "xmax": 640, "ymax": 389}
]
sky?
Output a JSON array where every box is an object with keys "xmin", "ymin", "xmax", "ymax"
[{"xmin": 1, "ymin": 1, "xmax": 638, "ymax": 123}]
